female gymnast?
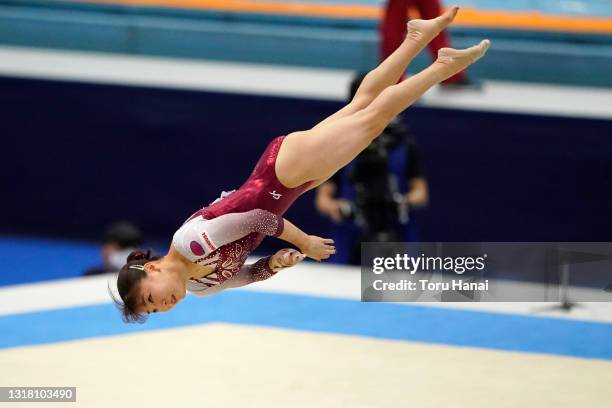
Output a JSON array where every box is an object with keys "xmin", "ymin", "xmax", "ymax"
[{"xmin": 113, "ymin": 6, "xmax": 490, "ymax": 322}]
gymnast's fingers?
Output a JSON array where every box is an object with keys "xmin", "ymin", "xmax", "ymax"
[
  {"xmin": 291, "ymin": 251, "xmax": 305, "ymax": 263},
  {"xmin": 283, "ymin": 250, "xmax": 305, "ymax": 265}
]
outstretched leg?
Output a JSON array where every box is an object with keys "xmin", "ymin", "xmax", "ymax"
[
  {"xmin": 312, "ymin": 5, "xmax": 459, "ymax": 130},
  {"xmin": 366, "ymin": 40, "xmax": 490, "ymax": 123},
  {"xmin": 276, "ymin": 40, "xmax": 490, "ymax": 188}
]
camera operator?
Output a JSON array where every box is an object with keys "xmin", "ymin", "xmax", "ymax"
[{"xmin": 315, "ymin": 75, "xmax": 429, "ymax": 265}]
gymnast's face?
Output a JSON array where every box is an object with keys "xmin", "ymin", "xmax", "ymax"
[{"xmin": 136, "ymin": 262, "xmax": 185, "ymax": 314}]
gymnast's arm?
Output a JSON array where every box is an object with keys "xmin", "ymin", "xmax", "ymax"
[
  {"xmin": 201, "ymin": 209, "xmax": 285, "ymax": 250},
  {"xmin": 173, "ymin": 209, "xmax": 283, "ymax": 260},
  {"xmin": 175, "ymin": 209, "xmax": 335, "ymax": 261},
  {"xmin": 232, "ymin": 249, "xmax": 305, "ymax": 285},
  {"xmin": 277, "ymin": 218, "xmax": 336, "ymax": 261},
  {"xmin": 209, "ymin": 210, "xmax": 335, "ymax": 261},
  {"xmin": 189, "ymin": 249, "xmax": 305, "ymax": 297}
]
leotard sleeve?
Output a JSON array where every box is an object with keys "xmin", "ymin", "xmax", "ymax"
[
  {"xmin": 187, "ymin": 256, "xmax": 276, "ymax": 297},
  {"xmin": 173, "ymin": 209, "xmax": 284, "ymax": 261},
  {"xmin": 233, "ymin": 256, "xmax": 276, "ymax": 285}
]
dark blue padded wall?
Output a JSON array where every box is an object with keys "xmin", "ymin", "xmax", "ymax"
[
  {"xmin": 2, "ymin": 76, "xmax": 612, "ymax": 250},
  {"xmin": 404, "ymin": 108, "xmax": 612, "ymax": 241},
  {"xmin": 1, "ymin": 76, "xmax": 333, "ymax": 249}
]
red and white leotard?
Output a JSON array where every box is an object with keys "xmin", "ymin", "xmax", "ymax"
[{"xmin": 172, "ymin": 136, "xmax": 311, "ymax": 296}]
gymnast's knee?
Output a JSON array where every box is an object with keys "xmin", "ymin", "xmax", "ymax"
[
  {"xmin": 349, "ymin": 94, "xmax": 374, "ymax": 112},
  {"xmin": 356, "ymin": 106, "xmax": 391, "ymax": 138}
]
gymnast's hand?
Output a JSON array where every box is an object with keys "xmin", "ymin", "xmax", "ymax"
[
  {"xmin": 300, "ymin": 235, "xmax": 336, "ymax": 261},
  {"xmin": 269, "ymin": 248, "xmax": 306, "ymax": 271}
]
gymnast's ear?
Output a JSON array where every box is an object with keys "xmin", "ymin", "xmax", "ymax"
[{"xmin": 143, "ymin": 261, "xmax": 162, "ymax": 273}]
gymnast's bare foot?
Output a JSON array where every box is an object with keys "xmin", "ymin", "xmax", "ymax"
[
  {"xmin": 407, "ymin": 5, "xmax": 459, "ymax": 43},
  {"xmin": 435, "ymin": 39, "xmax": 491, "ymax": 79}
]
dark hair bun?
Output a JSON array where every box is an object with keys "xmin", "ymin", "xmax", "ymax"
[{"xmin": 126, "ymin": 250, "xmax": 151, "ymax": 263}]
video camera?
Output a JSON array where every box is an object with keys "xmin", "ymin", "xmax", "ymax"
[{"xmin": 341, "ymin": 117, "xmax": 411, "ymax": 242}]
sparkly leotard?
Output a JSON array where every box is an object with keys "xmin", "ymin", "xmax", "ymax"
[{"xmin": 172, "ymin": 136, "xmax": 311, "ymax": 296}]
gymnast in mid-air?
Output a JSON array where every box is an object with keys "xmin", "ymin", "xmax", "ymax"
[{"xmin": 113, "ymin": 6, "xmax": 490, "ymax": 322}]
